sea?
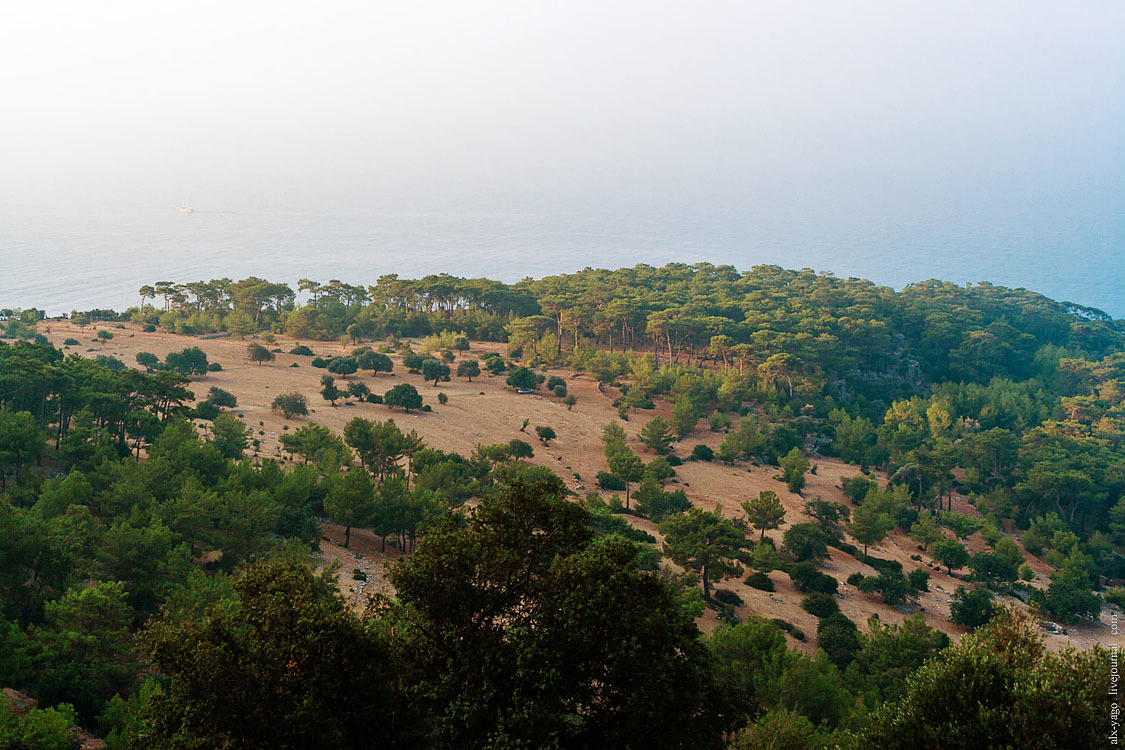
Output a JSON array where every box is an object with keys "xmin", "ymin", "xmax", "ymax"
[{"xmin": 2, "ymin": 197, "xmax": 1123, "ymax": 319}]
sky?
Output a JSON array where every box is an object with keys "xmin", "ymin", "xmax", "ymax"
[
  {"xmin": 2, "ymin": 2, "xmax": 1121, "ymax": 206},
  {"xmin": 1, "ymin": 1, "xmax": 1123, "ymax": 304}
]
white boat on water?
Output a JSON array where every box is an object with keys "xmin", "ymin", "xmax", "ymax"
[{"xmin": 179, "ymin": 206, "xmax": 194, "ymax": 213}]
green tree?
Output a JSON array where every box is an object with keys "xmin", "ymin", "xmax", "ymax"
[
  {"xmin": 207, "ymin": 386, "xmax": 237, "ymax": 408},
  {"xmin": 607, "ymin": 448, "xmax": 645, "ymax": 507},
  {"xmin": 271, "ymin": 391, "xmax": 308, "ymax": 419},
  {"xmin": 932, "ymin": 538, "xmax": 969, "ymax": 575},
  {"xmin": 279, "ymin": 423, "xmax": 351, "ymax": 467},
  {"xmin": 383, "ymin": 474, "xmax": 734, "ymax": 748},
  {"xmin": 0, "ymin": 410, "xmax": 47, "ymax": 486},
  {"xmin": 210, "ymin": 413, "xmax": 250, "ymax": 459},
  {"xmin": 140, "ymin": 561, "xmax": 391, "ymax": 749},
  {"xmin": 164, "ymin": 347, "xmax": 209, "ymax": 376},
  {"xmin": 135, "ymin": 351, "xmax": 160, "ymax": 371},
  {"xmin": 535, "ymin": 425, "xmax": 556, "ymax": 445},
  {"xmin": 950, "ymin": 586, "xmax": 995, "ymax": 628},
  {"xmin": 601, "ymin": 421, "xmax": 628, "ymax": 450},
  {"xmin": 505, "ymin": 367, "xmax": 538, "ymax": 390},
  {"xmin": 327, "ymin": 357, "xmax": 358, "ymax": 378},
  {"xmin": 908, "ymin": 512, "xmax": 942, "ymax": 551},
  {"xmin": 847, "ymin": 500, "xmax": 893, "ymax": 557},
  {"xmin": 778, "ymin": 447, "xmax": 810, "ymax": 494},
  {"xmin": 850, "ymin": 613, "xmax": 949, "ymax": 702},
  {"xmin": 1041, "ymin": 548, "xmax": 1101, "ymax": 624},
  {"xmin": 455, "ymin": 359, "xmax": 480, "ymax": 381},
  {"xmin": 384, "ymin": 383, "xmax": 423, "ymax": 413},
  {"xmin": 324, "ymin": 468, "xmax": 376, "ymax": 548},
  {"xmin": 320, "ymin": 375, "xmax": 342, "ymax": 406},
  {"xmin": 671, "ymin": 395, "xmax": 701, "ymax": 438},
  {"xmin": 639, "ymin": 416, "xmax": 675, "ymax": 454},
  {"xmin": 859, "ymin": 609, "xmax": 1106, "ymax": 749},
  {"xmin": 660, "ymin": 508, "xmax": 748, "ymax": 601},
  {"xmin": 421, "ymin": 358, "xmax": 450, "ymax": 386},
  {"xmin": 741, "ymin": 490, "xmax": 786, "ymax": 541},
  {"xmin": 816, "ymin": 611, "xmax": 860, "ymax": 669},
  {"xmin": 225, "ymin": 309, "xmax": 256, "ymax": 338},
  {"xmin": 247, "ymin": 342, "xmax": 274, "ymax": 365},
  {"xmin": 782, "ymin": 523, "xmax": 828, "ymax": 562},
  {"xmin": 803, "ymin": 498, "xmax": 850, "ymax": 540}
]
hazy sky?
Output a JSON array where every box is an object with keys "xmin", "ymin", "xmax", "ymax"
[{"xmin": 3, "ymin": 1, "xmax": 1122, "ymax": 214}]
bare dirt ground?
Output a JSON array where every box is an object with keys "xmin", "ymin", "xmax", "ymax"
[{"xmin": 41, "ymin": 319, "xmax": 1122, "ymax": 654}]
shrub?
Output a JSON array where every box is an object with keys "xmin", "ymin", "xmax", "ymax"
[
  {"xmin": 365, "ymin": 393, "xmax": 383, "ymax": 404},
  {"xmin": 1105, "ymin": 588, "xmax": 1125, "ymax": 609},
  {"xmin": 951, "ymin": 586, "xmax": 995, "ymax": 628},
  {"xmin": 96, "ymin": 355, "xmax": 125, "ymax": 371},
  {"xmin": 196, "ymin": 401, "xmax": 220, "ymax": 420},
  {"xmin": 63, "ymin": 337, "xmax": 80, "ymax": 346},
  {"xmin": 745, "ymin": 572, "xmax": 775, "ymax": 591},
  {"xmin": 352, "ymin": 568, "xmax": 367, "ymax": 582},
  {"xmin": 908, "ymin": 568, "xmax": 930, "ymax": 592},
  {"xmin": 311, "ymin": 357, "xmax": 329, "ymax": 368},
  {"xmin": 692, "ymin": 444, "xmax": 715, "ymax": 461},
  {"xmin": 817, "ymin": 612, "xmax": 860, "ymax": 669},
  {"xmin": 142, "ymin": 323, "xmax": 156, "ymax": 332},
  {"xmin": 552, "ymin": 384, "xmax": 567, "ymax": 398},
  {"xmin": 783, "ymin": 524, "xmax": 829, "ymax": 562},
  {"xmin": 772, "ymin": 619, "xmax": 806, "ymax": 641},
  {"xmin": 666, "ymin": 454, "xmax": 682, "ymax": 467},
  {"xmin": 708, "ymin": 411, "xmax": 732, "ymax": 432},
  {"xmin": 437, "ymin": 392, "xmax": 448, "ymax": 405},
  {"xmin": 207, "ymin": 361, "xmax": 223, "ymax": 372},
  {"xmin": 291, "ymin": 344, "xmax": 314, "ymax": 356},
  {"xmin": 712, "ymin": 589, "xmax": 743, "ymax": 607},
  {"xmin": 789, "ymin": 562, "xmax": 838, "ymax": 594},
  {"xmin": 801, "ymin": 592, "xmax": 839, "ymax": 618},
  {"xmin": 596, "ymin": 472, "xmax": 626, "ymax": 491}
]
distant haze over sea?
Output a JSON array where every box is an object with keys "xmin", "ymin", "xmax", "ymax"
[
  {"xmin": 2, "ymin": 192, "xmax": 1122, "ymax": 319},
  {"xmin": 3, "ymin": 3, "xmax": 1122, "ymax": 318}
]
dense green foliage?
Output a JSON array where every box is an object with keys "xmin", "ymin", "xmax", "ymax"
[{"xmin": 5, "ymin": 258, "xmax": 1121, "ymax": 745}]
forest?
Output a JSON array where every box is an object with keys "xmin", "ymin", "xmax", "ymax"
[{"xmin": 0, "ymin": 262, "xmax": 1119, "ymax": 748}]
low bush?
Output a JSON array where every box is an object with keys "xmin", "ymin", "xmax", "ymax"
[
  {"xmin": 712, "ymin": 589, "xmax": 743, "ymax": 607},
  {"xmin": 596, "ymin": 472, "xmax": 626, "ymax": 491},
  {"xmin": 800, "ymin": 592, "xmax": 839, "ymax": 618},
  {"xmin": 745, "ymin": 572, "xmax": 775, "ymax": 591},
  {"xmin": 772, "ymin": 619, "xmax": 805, "ymax": 641},
  {"xmin": 692, "ymin": 444, "xmax": 715, "ymax": 461},
  {"xmin": 789, "ymin": 561, "xmax": 838, "ymax": 594}
]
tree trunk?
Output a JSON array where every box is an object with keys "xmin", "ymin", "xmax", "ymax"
[{"xmin": 344, "ymin": 525, "xmax": 351, "ymax": 548}]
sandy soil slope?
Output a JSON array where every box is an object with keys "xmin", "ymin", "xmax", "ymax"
[{"xmin": 39, "ymin": 319, "xmax": 1122, "ymax": 653}]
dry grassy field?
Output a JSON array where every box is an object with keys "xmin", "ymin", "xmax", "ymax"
[{"xmin": 41, "ymin": 319, "xmax": 1120, "ymax": 653}]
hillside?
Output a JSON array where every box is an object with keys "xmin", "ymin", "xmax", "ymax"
[{"xmin": 37, "ymin": 319, "xmax": 1119, "ymax": 654}]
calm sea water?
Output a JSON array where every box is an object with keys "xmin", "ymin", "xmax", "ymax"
[{"xmin": 2, "ymin": 198, "xmax": 1122, "ymax": 318}]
